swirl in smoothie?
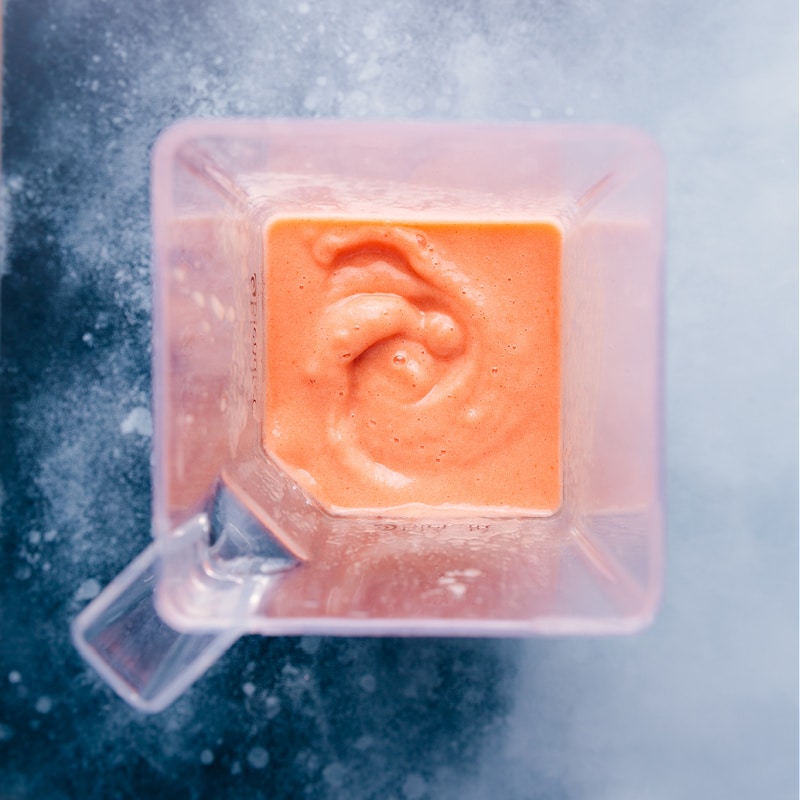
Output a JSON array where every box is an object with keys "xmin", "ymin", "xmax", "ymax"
[{"xmin": 263, "ymin": 218, "xmax": 561, "ymax": 513}]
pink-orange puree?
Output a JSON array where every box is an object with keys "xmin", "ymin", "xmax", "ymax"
[{"xmin": 263, "ymin": 217, "xmax": 561, "ymax": 513}]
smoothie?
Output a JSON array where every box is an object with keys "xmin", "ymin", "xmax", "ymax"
[{"xmin": 263, "ymin": 217, "xmax": 562, "ymax": 513}]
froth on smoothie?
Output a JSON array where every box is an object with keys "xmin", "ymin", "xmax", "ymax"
[{"xmin": 263, "ymin": 217, "xmax": 562, "ymax": 513}]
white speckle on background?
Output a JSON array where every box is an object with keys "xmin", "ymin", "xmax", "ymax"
[
  {"xmin": 358, "ymin": 60, "xmax": 382, "ymax": 82},
  {"xmin": 200, "ymin": 749, "xmax": 214, "ymax": 765},
  {"xmin": 247, "ymin": 746, "xmax": 269, "ymax": 770},
  {"xmin": 359, "ymin": 674, "xmax": 376, "ymax": 693},
  {"xmin": 120, "ymin": 407, "xmax": 152, "ymax": 437},
  {"xmin": 242, "ymin": 681, "xmax": 256, "ymax": 697},
  {"xmin": 35, "ymin": 696, "xmax": 52, "ymax": 714},
  {"xmin": 74, "ymin": 578, "xmax": 101, "ymax": 601},
  {"xmin": 299, "ymin": 636, "xmax": 320, "ymax": 655},
  {"xmin": 8, "ymin": 671, "xmax": 21, "ymax": 684},
  {"xmin": 264, "ymin": 695, "xmax": 281, "ymax": 719},
  {"xmin": 403, "ymin": 773, "xmax": 428, "ymax": 800},
  {"xmin": 6, "ymin": 175, "xmax": 24, "ymax": 193},
  {"xmin": 322, "ymin": 762, "xmax": 347, "ymax": 788}
]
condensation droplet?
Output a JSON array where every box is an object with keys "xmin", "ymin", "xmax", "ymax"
[
  {"xmin": 416, "ymin": 233, "xmax": 426, "ymax": 247},
  {"xmin": 210, "ymin": 294, "xmax": 225, "ymax": 321}
]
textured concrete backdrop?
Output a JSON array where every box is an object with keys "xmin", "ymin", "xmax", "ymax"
[{"xmin": 1, "ymin": 1, "xmax": 797, "ymax": 798}]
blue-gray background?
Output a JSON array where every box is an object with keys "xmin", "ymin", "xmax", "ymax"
[{"xmin": 1, "ymin": 1, "xmax": 797, "ymax": 798}]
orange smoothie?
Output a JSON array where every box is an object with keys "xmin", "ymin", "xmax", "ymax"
[{"xmin": 263, "ymin": 217, "xmax": 561, "ymax": 513}]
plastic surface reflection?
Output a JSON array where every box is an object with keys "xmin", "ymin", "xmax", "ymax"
[{"xmin": 264, "ymin": 524, "xmax": 559, "ymax": 622}]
